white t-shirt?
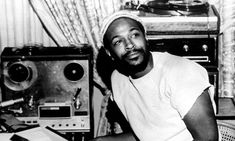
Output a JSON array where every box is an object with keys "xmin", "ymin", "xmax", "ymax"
[{"xmin": 111, "ymin": 52, "xmax": 215, "ymax": 141}]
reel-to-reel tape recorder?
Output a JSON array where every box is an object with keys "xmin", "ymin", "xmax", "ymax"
[{"xmin": 0, "ymin": 46, "xmax": 93, "ymax": 135}]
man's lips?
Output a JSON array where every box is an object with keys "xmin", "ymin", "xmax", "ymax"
[{"xmin": 125, "ymin": 51, "xmax": 140, "ymax": 60}]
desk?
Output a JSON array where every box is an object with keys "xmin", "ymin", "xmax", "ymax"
[{"xmin": 216, "ymin": 98, "xmax": 235, "ymax": 119}]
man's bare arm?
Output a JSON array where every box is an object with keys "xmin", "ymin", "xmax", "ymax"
[{"xmin": 183, "ymin": 89, "xmax": 218, "ymax": 141}]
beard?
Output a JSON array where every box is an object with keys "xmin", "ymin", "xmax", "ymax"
[{"xmin": 114, "ymin": 49, "xmax": 151, "ymax": 76}]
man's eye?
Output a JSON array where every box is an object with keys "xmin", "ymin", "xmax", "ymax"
[
  {"xmin": 130, "ymin": 33, "xmax": 139, "ymax": 38},
  {"xmin": 113, "ymin": 40, "xmax": 121, "ymax": 46}
]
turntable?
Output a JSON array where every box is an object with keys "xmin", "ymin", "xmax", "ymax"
[{"xmin": 124, "ymin": 0, "xmax": 220, "ymax": 38}]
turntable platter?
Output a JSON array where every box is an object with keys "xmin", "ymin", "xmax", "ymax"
[
  {"xmin": 147, "ymin": 0, "xmax": 170, "ymax": 10},
  {"xmin": 128, "ymin": 0, "xmax": 209, "ymax": 16},
  {"xmin": 169, "ymin": 0, "xmax": 209, "ymax": 12}
]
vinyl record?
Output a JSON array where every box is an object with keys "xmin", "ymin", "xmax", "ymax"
[
  {"xmin": 147, "ymin": 0, "xmax": 171, "ymax": 10},
  {"xmin": 169, "ymin": 0, "xmax": 209, "ymax": 13},
  {"xmin": 3, "ymin": 61, "xmax": 38, "ymax": 91}
]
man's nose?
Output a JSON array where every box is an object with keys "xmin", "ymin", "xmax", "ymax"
[{"xmin": 125, "ymin": 39, "xmax": 134, "ymax": 51}]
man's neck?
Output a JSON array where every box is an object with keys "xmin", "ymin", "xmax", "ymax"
[{"xmin": 130, "ymin": 53, "xmax": 153, "ymax": 79}]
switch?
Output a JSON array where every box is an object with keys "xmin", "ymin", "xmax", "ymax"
[
  {"xmin": 202, "ymin": 44, "xmax": 208, "ymax": 52},
  {"xmin": 183, "ymin": 44, "xmax": 189, "ymax": 52}
]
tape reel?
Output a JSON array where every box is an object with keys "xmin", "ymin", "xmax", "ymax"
[
  {"xmin": 63, "ymin": 61, "xmax": 85, "ymax": 82},
  {"xmin": 3, "ymin": 61, "xmax": 38, "ymax": 91}
]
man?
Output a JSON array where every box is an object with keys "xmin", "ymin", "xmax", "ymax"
[{"xmin": 92, "ymin": 10, "xmax": 219, "ymax": 141}]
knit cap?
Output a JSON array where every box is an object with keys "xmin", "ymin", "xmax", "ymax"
[{"xmin": 100, "ymin": 10, "xmax": 146, "ymax": 46}]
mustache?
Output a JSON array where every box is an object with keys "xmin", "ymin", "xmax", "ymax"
[{"xmin": 123, "ymin": 49, "xmax": 141, "ymax": 58}]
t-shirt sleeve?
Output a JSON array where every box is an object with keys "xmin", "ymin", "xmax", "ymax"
[{"xmin": 168, "ymin": 59, "xmax": 211, "ymax": 118}]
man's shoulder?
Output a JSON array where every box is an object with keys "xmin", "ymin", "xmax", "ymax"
[
  {"xmin": 111, "ymin": 69, "xmax": 127, "ymax": 80},
  {"xmin": 151, "ymin": 51, "xmax": 184, "ymax": 61},
  {"xmin": 111, "ymin": 69, "xmax": 119, "ymax": 77},
  {"xmin": 151, "ymin": 51, "xmax": 185, "ymax": 67},
  {"xmin": 151, "ymin": 51, "xmax": 206, "ymax": 72}
]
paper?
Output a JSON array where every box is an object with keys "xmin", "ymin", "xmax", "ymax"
[{"xmin": 0, "ymin": 126, "xmax": 68, "ymax": 141}]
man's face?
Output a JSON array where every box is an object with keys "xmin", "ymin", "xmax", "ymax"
[{"xmin": 105, "ymin": 18, "xmax": 148, "ymax": 69}]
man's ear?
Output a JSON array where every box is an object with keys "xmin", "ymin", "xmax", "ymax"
[
  {"xmin": 104, "ymin": 48, "xmax": 114, "ymax": 60},
  {"xmin": 146, "ymin": 38, "xmax": 150, "ymax": 48}
]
